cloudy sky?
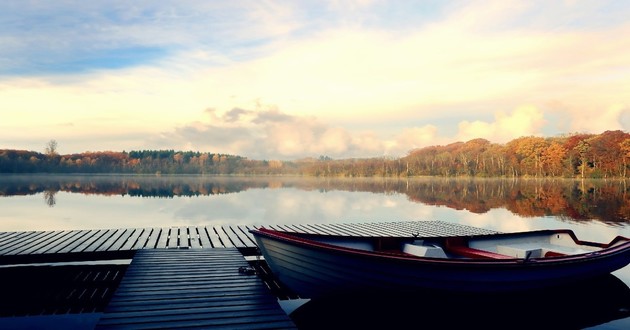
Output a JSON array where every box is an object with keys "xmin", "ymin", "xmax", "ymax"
[{"xmin": 1, "ymin": 0, "xmax": 629, "ymax": 160}]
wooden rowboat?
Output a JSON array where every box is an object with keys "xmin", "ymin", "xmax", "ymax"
[{"xmin": 250, "ymin": 227, "xmax": 630, "ymax": 298}]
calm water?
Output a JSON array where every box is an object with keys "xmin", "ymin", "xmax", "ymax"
[{"xmin": 1, "ymin": 175, "xmax": 629, "ymax": 328}]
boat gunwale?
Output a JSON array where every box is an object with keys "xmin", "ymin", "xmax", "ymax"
[{"xmin": 251, "ymin": 228, "xmax": 630, "ymax": 266}]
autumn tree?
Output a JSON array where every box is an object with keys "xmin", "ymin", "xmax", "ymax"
[
  {"xmin": 620, "ymin": 138, "xmax": 630, "ymax": 178},
  {"xmin": 541, "ymin": 141, "xmax": 567, "ymax": 177}
]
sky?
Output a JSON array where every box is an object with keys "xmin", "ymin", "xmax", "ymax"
[{"xmin": 1, "ymin": 0, "xmax": 629, "ymax": 160}]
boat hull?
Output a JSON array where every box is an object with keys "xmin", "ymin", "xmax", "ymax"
[{"xmin": 252, "ymin": 230, "xmax": 630, "ymax": 298}]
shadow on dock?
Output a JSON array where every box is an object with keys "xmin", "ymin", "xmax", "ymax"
[{"xmin": 290, "ymin": 274, "xmax": 630, "ymax": 330}]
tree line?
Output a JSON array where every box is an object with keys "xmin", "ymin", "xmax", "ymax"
[{"xmin": 1, "ymin": 130, "xmax": 629, "ymax": 178}]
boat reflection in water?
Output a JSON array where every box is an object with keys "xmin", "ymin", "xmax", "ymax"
[{"xmin": 290, "ymin": 274, "xmax": 630, "ymax": 329}]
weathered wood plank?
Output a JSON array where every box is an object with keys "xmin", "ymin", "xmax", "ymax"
[
  {"xmin": 0, "ymin": 231, "xmax": 25, "ymax": 248},
  {"xmin": 70, "ymin": 229, "xmax": 110, "ymax": 253},
  {"xmin": 203, "ymin": 226, "xmax": 223, "ymax": 248},
  {"xmin": 197, "ymin": 227, "xmax": 212, "ymax": 248},
  {"xmin": 143, "ymin": 228, "xmax": 161, "ymax": 249},
  {"xmin": 221, "ymin": 226, "xmax": 246, "ymax": 248},
  {"xmin": 307, "ymin": 223, "xmax": 341, "ymax": 235},
  {"xmin": 0, "ymin": 230, "xmax": 55, "ymax": 255},
  {"xmin": 155, "ymin": 228, "xmax": 170, "ymax": 249},
  {"xmin": 57, "ymin": 229, "xmax": 102, "ymax": 253},
  {"xmin": 104, "ymin": 294, "xmax": 278, "ymax": 312},
  {"xmin": 81, "ymin": 229, "xmax": 118, "ymax": 252},
  {"xmin": 292, "ymin": 224, "xmax": 322, "ymax": 234},
  {"xmin": 272, "ymin": 224, "xmax": 303, "ymax": 233},
  {"xmin": 189, "ymin": 227, "xmax": 202, "ymax": 249},
  {"xmin": 96, "ymin": 248, "xmax": 296, "ymax": 329},
  {"xmin": 34, "ymin": 230, "xmax": 87, "ymax": 254},
  {"xmin": 120, "ymin": 228, "xmax": 147, "ymax": 251},
  {"xmin": 13, "ymin": 230, "xmax": 74, "ymax": 255},
  {"xmin": 45, "ymin": 230, "xmax": 92, "ymax": 254},
  {"xmin": 234, "ymin": 225, "xmax": 257, "ymax": 247},
  {"xmin": 334, "ymin": 223, "xmax": 373, "ymax": 236},
  {"xmin": 107, "ymin": 228, "xmax": 137, "ymax": 251},
  {"xmin": 95, "ymin": 229, "xmax": 130, "ymax": 252},
  {"xmin": 212, "ymin": 226, "xmax": 234, "ymax": 248},
  {"xmin": 167, "ymin": 228, "xmax": 180, "ymax": 249},
  {"xmin": 179, "ymin": 226, "xmax": 190, "ymax": 248}
]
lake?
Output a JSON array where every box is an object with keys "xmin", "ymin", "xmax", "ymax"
[{"xmin": 1, "ymin": 174, "xmax": 629, "ymax": 328}]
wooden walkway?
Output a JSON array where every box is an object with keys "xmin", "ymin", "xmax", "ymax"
[
  {"xmin": 0, "ymin": 221, "xmax": 498, "ymax": 263},
  {"xmin": 96, "ymin": 248, "xmax": 296, "ymax": 329}
]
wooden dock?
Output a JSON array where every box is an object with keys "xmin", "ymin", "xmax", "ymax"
[
  {"xmin": 0, "ymin": 221, "xmax": 498, "ymax": 264},
  {"xmin": 96, "ymin": 248, "xmax": 296, "ymax": 329},
  {"xmin": 0, "ymin": 221, "xmax": 499, "ymax": 329}
]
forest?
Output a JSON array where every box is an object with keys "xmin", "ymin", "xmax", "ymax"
[{"xmin": 1, "ymin": 130, "xmax": 630, "ymax": 178}]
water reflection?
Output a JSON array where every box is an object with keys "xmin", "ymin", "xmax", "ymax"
[
  {"xmin": 291, "ymin": 274, "xmax": 630, "ymax": 330},
  {"xmin": 1, "ymin": 175, "xmax": 628, "ymax": 224},
  {"xmin": 43, "ymin": 189, "xmax": 56, "ymax": 207}
]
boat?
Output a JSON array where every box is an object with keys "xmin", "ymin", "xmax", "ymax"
[
  {"xmin": 290, "ymin": 274, "xmax": 630, "ymax": 329},
  {"xmin": 250, "ymin": 227, "xmax": 630, "ymax": 298}
]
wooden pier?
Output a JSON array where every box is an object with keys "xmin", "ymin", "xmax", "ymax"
[
  {"xmin": 0, "ymin": 221, "xmax": 497, "ymax": 264},
  {"xmin": 96, "ymin": 249, "xmax": 296, "ymax": 329},
  {"xmin": 0, "ymin": 221, "xmax": 498, "ymax": 329}
]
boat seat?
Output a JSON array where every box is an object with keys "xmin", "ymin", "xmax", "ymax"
[
  {"xmin": 497, "ymin": 243, "xmax": 591, "ymax": 258},
  {"xmin": 497, "ymin": 245, "xmax": 543, "ymax": 259},
  {"xmin": 403, "ymin": 243, "xmax": 448, "ymax": 258},
  {"xmin": 444, "ymin": 245, "xmax": 513, "ymax": 259}
]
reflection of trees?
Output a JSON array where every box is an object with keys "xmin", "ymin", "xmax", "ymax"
[
  {"xmin": 1, "ymin": 176, "xmax": 628, "ymax": 224},
  {"xmin": 43, "ymin": 189, "xmax": 57, "ymax": 207}
]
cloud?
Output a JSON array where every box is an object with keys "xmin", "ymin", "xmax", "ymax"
[
  {"xmin": 456, "ymin": 106, "xmax": 546, "ymax": 143},
  {"xmin": 387, "ymin": 126, "xmax": 440, "ymax": 156},
  {"xmin": 2, "ymin": 1, "xmax": 630, "ymax": 157},
  {"xmin": 569, "ymin": 104, "xmax": 629, "ymax": 134},
  {"xmin": 158, "ymin": 106, "xmax": 388, "ymax": 159}
]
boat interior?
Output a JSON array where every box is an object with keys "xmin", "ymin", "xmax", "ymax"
[{"xmin": 308, "ymin": 231, "xmax": 628, "ymax": 260}]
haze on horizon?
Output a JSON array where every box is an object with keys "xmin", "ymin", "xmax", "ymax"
[{"xmin": 1, "ymin": 1, "xmax": 629, "ymax": 160}]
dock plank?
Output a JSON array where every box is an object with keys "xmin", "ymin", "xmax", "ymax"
[
  {"xmin": 70, "ymin": 229, "xmax": 110, "ymax": 253},
  {"xmin": 0, "ymin": 231, "xmax": 54, "ymax": 255},
  {"xmin": 13, "ymin": 230, "xmax": 74, "ymax": 255},
  {"xmin": 46, "ymin": 230, "xmax": 92, "ymax": 254},
  {"xmin": 334, "ymin": 223, "xmax": 373, "ymax": 236},
  {"xmin": 189, "ymin": 227, "xmax": 202, "ymax": 249},
  {"xmin": 197, "ymin": 227, "xmax": 212, "ymax": 248},
  {"xmin": 96, "ymin": 229, "xmax": 130, "ymax": 252},
  {"xmin": 155, "ymin": 228, "xmax": 170, "ymax": 249},
  {"xmin": 203, "ymin": 226, "xmax": 223, "ymax": 248},
  {"xmin": 221, "ymin": 226, "xmax": 246, "ymax": 248},
  {"xmin": 167, "ymin": 228, "xmax": 180, "ymax": 249},
  {"xmin": 0, "ymin": 231, "xmax": 28, "ymax": 249},
  {"xmin": 212, "ymin": 226, "xmax": 234, "ymax": 248},
  {"xmin": 234, "ymin": 225, "xmax": 257, "ymax": 247},
  {"xmin": 121, "ymin": 228, "xmax": 147, "ymax": 251},
  {"xmin": 107, "ymin": 228, "xmax": 138, "ymax": 251},
  {"xmin": 96, "ymin": 248, "xmax": 296, "ymax": 329},
  {"xmin": 33, "ymin": 230, "xmax": 87, "ymax": 254},
  {"xmin": 142, "ymin": 228, "xmax": 161, "ymax": 249},
  {"xmin": 56, "ymin": 229, "xmax": 102, "ymax": 253}
]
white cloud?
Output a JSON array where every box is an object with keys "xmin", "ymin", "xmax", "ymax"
[
  {"xmin": 569, "ymin": 104, "xmax": 629, "ymax": 133},
  {"xmin": 2, "ymin": 1, "xmax": 630, "ymax": 157},
  {"xmin": 386, "ymin": 126, "xmax": 440, "ymax": 156},
  {"xmin": 457, "ymin": 106, "xmax": 546, "ymax": 143}
]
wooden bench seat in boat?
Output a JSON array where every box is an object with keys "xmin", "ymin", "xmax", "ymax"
[
  {"xmin": 496, "ymin": 243, "xmax": 592, "ymax": 258},
  {"xmin": 444, "ymin": 245, "xmax": 514, "ymax": 259}
]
